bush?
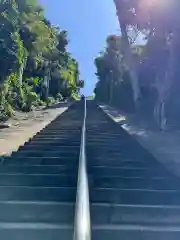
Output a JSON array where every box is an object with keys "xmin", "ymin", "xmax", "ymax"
[
  {"xmin": 56, "ymin": 93, "xmax": 63, "ymax": 101},
  {"xmin": 6, "ymin": 91, "xmax": 17, "ymax": 107},
  {"xmin": 22, "ymin": 91, "xmax": 38, "ymax": 112},
  {"xmin": 0, "ymin": 102, "xmax": 14, "ymax": 121},
  {"xmin": 47, "ymin": 96, "xmax": 55, "ymax": 107},
  {"xmin": 33, "ymin": 99, "xmax": 45, "ymax": 107},
  {"xmin": 6, "ymin": 103, "xmax": 14, "ymax": 117},
  {"xmin": 71, "ymin": 93, "xmax": 79, "ymax": 101}
]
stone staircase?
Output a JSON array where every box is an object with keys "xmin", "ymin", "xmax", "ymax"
[
  {"xmin": 0, "ymin": 100, "xmax": 180, "ymax": 239},
  {"xmin": 86, "ymin": 101, "xmax": 180, "ymax": 240},
  {"xmin": 0, "ymin": 101, "xmax": 84, "ymax": 240}
]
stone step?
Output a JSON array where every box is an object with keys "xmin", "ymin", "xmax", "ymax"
[
  {"xmin": 86, "ymin": 151, "xmax": 157, "ymax": 162},
  {"xmin": 87, "ymin": 158, "xmax": 157, "ymax": 168},
  {"xmin": 90, "ymin": 176, "xmax": 179, "ymax": 190},
  {"xmin": 91, "ymin": 203, "xmax": 180, "ymax": 226},
  {"xmin": 18, "ymin": 144, "xmax": 80, "ymax": 151},
  {"xmin": 24, "ymin": 143, "xmax": 136, "ymax": 150},
  {"xmin": 89, "ymin": 166, "xmax": 173, "ymax": 178},
  {"xmin": 86, "ymin": 143, "xmax": 140, "ymax": 150},
  {"xmin": 38, "ymin": 130, "xmax": 81, "ymax": 135},
  {"xmin": 24, "ymin": 141, "xmax": 80, "ymax": 147},
  {"xmin": 92, "ymin": 225, "xmax": 180, "ymax": 240},
  {"xmin": 32, "ymin": 135, "xmax": 81, "ymax": 141},
  {"xmin": 0, "ymin": 186, "xmax": 76, "ymax": 202},
  {"xmin": 0, "ymin": 165, "xmax": 77, "ymax": 174},
  {"xmin": 36, "ymin": 130, "xmax": 81, "ymax": 135},
  {"xmin": 28, "ymin": 139, "xmax": 81, "ymax": 145},
  {"xmin": 86, "ymin": 131, "xmax": 123, "ymax": 136},
  {"xmin": 0, "ymin": 201, "xmax": 74, "ymax": 223},
  {"xmin": 0, "ymin": 174, "xmax": 77, "ymax": 187},
  {"xmin": 91, "ymin": 188, "xmax": 180, "ymax": 205},
  {"xmin": 0, "ymin": 223, "xmax": 73, "ymax": 240},
  {"xmin": 11, "ymin": 150, "xmax": 79, "ymax": 158},
  {"xmin": 44, "ymin": 126, "xmax": 81, "ymax": 130},
  {"xmin": 2, "ymin": 156, "xmax": 79, "ymax": 166},
  {"xmin": 26, "ymin": 139, "xmax": 136, "ymax": 149}
]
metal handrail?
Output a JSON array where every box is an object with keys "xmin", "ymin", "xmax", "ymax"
[{"xmin": 73, "ymin": 98, "xmax": 91, "ymax": 240}]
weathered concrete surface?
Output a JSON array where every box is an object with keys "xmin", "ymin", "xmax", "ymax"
[
  {"xmin": 0, "ymin": 103, "xmax": 69, "ymax": 156},
  {"xmin": 101, "ymin": 105, "xmax": 180, "ymax": 178}
]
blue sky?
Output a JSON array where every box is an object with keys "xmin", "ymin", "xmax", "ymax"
[{"xmin": 39, "ymin": 0, "xmax": 119, "ymax": 96}]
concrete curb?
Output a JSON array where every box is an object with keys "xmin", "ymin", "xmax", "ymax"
[{"xmin": 100, "ymin": 104, "xmax": 180, "ymax": 178}]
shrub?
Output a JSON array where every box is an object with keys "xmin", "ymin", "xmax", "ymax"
[
  {"xmin": 47, "ymin": 96, "xmax": 55, "ymax": 107},
  {"xmin": 0, "ymin": 101, "xmax": 14, "ymax": 121},
  {"xmin": 56, "ymin": 93, "xmax": 63, "ymax": 101},
  {"xmin": 33, "ymin": 99, "xmax": 45, "ymax": 107},
  {"xmin": 22, "ymin": 91, "xmax": 38, "ymax": 112}
]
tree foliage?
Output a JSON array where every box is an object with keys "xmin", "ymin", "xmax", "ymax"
[
  {"xmin": 0, "ymin": 0, "xmax": 83, "ymax": 120},
  {"xmin": 95, "ymin": 1, "xmax": 180, "ymax": 130},
  {"xmin": 94, "ymin": 36, "xmax": 135, "ymax": 113}
]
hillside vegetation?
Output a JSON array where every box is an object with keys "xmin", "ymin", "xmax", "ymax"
[{"xmin": 0, "ymin": 0, "xmax": 84, "ymax": 121}]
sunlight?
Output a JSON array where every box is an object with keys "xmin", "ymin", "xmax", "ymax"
[
  {"xmin": 138, "ymin": 0, "xmax": 172, "ymax": 17},
  {"xmin": 140, "ymin": 0, "xmax": 171, "ymax": 8}
]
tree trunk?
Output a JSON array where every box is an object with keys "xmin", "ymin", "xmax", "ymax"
[
  {"xmin": 153, "ymin": 30, "xmax": 178, "ymax": 130},
  {"xmin": 154, "ymin": 98, "xmax": 167, "ymax": 130},
  {"xmin": 16, "ymin": 53, "xmax": 27, "ymax": 108},
  {"xmin": 113, "ymin": 0, "xmax": 141, "ymax": 106},
  {"xmin": 42, "ymin": 62, "xmax": 51, "ymax": 106},
  {"xmin": 18, "ymin": 58, "xmax": 27, "ymax": 84},
  {"xmin": 128, "ymin": 68, "xmax": 140, "ymax": 103}
]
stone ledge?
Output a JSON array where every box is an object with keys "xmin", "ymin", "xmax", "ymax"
[{"xmin": 101, "ymin": 104, "xmax": 180, "ymax": 178}]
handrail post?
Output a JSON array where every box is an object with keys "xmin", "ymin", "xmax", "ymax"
[{"xmin": 73, "ymin": 98, "xmax": 91, "ymax": 240}]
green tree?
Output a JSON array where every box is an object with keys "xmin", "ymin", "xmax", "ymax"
[
  {"xmin": 0, "ymin": 0, "xmax": 83, "ymax": 119},
  {"xmin": 95, "ymin": 0, "xmax": 180, "ymax": 129},
  {"xmin": 94, "ymin": 35, "xmax": 134, "ymax": 112}
]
